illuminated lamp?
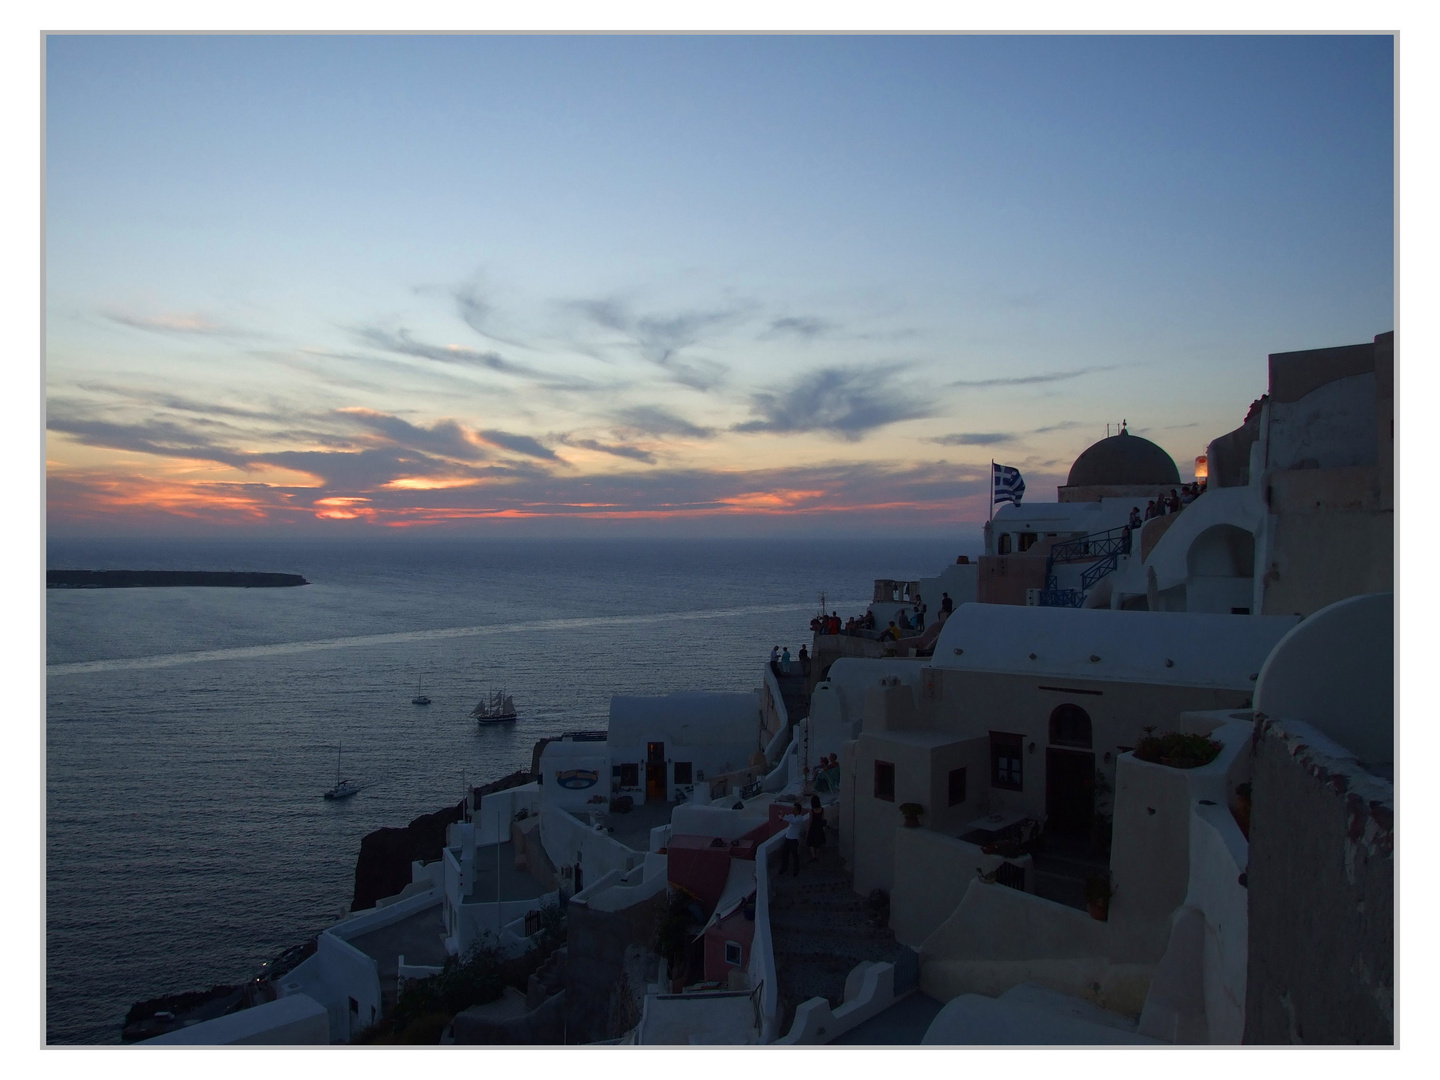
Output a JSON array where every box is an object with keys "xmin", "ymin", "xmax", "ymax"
[{"xmin": 1194, "ymin": 454, "xmax": 1209, "ymax": 481}]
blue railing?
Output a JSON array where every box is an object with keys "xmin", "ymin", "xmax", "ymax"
[
  {"xmin": 1048, "ymin": 524, "xmax": 1132, "ymax": 565},
  {"xmin": 1038, "ymin": 524, "xmax": 1134, "ymax": 607}
]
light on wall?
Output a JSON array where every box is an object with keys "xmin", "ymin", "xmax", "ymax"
[{"xmin": 1195, "ymin": 454, "xmax": 1209, "ymax": 481}]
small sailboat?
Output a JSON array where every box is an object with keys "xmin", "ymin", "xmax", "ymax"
[
  {"xmin": 324, "ymin": 744, "xmax": 360, "ymax": 800},
  {"xmin": 412, "ymin": 676, "xmax": 431, "ymax": 706},
  {"xmin": 471, "ymin": 689, "xmax": 517, "ymax": 725}
]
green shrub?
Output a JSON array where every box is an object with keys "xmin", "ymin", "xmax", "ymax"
[{"xmin": 1133, "ymin": 732, "xmax": 1221, "ymax": 769}]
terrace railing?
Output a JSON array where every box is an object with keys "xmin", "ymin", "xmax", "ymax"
[{"xmin": 1038, "ymin": 524, "xmax": 1134, "ymax": 608}]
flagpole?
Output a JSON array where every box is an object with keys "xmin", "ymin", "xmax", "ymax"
[{"xmin": 989, "ymin": 460, "xmax": 994, "ymax": 524}]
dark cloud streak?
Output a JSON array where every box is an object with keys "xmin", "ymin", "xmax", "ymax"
[{"xmin": 734, "ymin": 366, "xmax": 932, "ymax": 441}]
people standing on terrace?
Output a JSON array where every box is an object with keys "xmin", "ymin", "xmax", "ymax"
[
  {"xmin": 798, "ymin": 644, "xmax": 810, "ymax": 676},
  {"xmin": 1129, "ymin": 506, "xmax": 1143, "ymax": 530},
  {"xmin": 941, "ymin": 592, "xmax": 953, "ymax": 615},
  {"xmin": 781, "ymin": 647, "xmax": 792, "ymax": 674}
]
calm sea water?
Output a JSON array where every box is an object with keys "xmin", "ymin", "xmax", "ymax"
[{"xmin": 45, "ymin": 536, "xmax": 967, "ymax": 1044}]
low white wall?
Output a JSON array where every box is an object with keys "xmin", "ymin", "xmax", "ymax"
[
  {"xmin": 142, "ymin": 994, "xmax": 330, "ymax": 1045},
  {"xmin": 890, "ymin": 827, "xmax": 1033, "ymax": 947},
  {"xmin": 760, "ymin": 729, "xmax": 800, "ymax": 792},
  {"xmin": 572, "ymin": 864, "xmax": 668, "ymax": 914},
  {"xmin": 747, "ymin": 829, "xmax": 786, "ymax": 1042},
  {"xmin": 1186, "ymin": 802, "xmax": 1249, "ymax": 1042},
  {"xmin": 918, "ymin": 879, "xmax": 1152, "ymax": 1018},
  {"xmin": 316, "ymin": 933, "xmax": 381, "ymax": 1041},
  {"xmin": 540, "ymin": 805, "xmax": 641, "ymax": 883},
  {"xmin": 777, "ymin": 961, "xmax": 900, "ymax": 1044},
  {"xmin": 477, "ymin": 783, "xmax": 541, "ymax": 845},
  {"xmin": 456, "ymin": 892, "xmax": 561, "ymax": 957}
]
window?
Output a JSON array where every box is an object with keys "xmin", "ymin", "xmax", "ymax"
[
  {"xmin": 991, "ymin": 733, "xmax": 1023, "ymax": 791},
  {"xmin": 1018, "ymin": 532, "xmax": 1039, "ymax": 552},
  {"xmin": 1049, "ymin": 704, "xmax": 1093, "ymax": 749},
  {"xmin": 948, "ymin": 767, "xmax": 967, "ymax": 807},
  {"xmin": 616, "ymin": 763, "xmax": 639, "ymax": 787},
  {"xmin": 874, "ymin": 760, "xmax": 895, "ymax": 801},
  {"xmin": 724, "ymin": 941, "xmax": 743, "ymax": 966},
  {"xmin": 673, "ymin": 761, "xmax": 693, "ymax": 785},
  {"xmin": 998, "ymin": 533, "xmax": 1013, "ymax": 554}
]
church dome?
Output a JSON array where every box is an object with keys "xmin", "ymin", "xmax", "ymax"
[{"xmin": 1065, "ymin": 429, "xmax": 1180, "ymax": 488}]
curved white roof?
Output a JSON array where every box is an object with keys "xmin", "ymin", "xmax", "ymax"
[
  {"xmin": 608, "ymin": 692, "xmax": 760, "ymax": 748},
  {"xmin": 932, "ymin": 603, "xmax": 1299, "ymax": 691}
]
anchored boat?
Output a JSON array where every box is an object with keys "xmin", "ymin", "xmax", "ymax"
[{"xmin": 323, "ymin": 744, "xmax": 360, "ymax": 800}]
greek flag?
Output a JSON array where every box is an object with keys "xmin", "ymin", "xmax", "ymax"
[{"xmin": 992, "ymin": 463, "xmax": 1025, "ymax": 506}]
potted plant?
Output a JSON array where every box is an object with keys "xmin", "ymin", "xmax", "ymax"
[
  {"xmin": 899, "ymin": 802, "xmax": 924, "ymax": 828},
  {"xmin": 1084, "ymin": 873, "xmax": 1115, "ymax": 921},
  {"xmin": 1133, "ymin": 731, "xmax": 1222, "ymax": 769}
]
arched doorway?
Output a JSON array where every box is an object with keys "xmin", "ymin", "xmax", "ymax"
[{"xmin": 1046, "ymin": 704, "xmax": 1095, "ymax": 840}]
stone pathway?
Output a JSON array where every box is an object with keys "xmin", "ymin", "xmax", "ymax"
[{"xmin": 767, "ymin": 840, "xmax": 901, "ymax": 1039}]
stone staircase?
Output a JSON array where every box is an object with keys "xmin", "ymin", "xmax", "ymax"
[
  {"xmin": 773, "ymin": 668, "xmax": 812, "ymax": 722},
  {"xmin": 767, "ymin": 842, "xmax": 900, "ymax": 1038}
]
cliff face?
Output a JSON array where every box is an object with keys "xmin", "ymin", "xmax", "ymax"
[
  {"xmin": 351, "ymin": 801, "xmax": 465, "ymax": 911},
  {"xmin": 349, "ymin": 769, "xmax": 535, "ymax": 911}
]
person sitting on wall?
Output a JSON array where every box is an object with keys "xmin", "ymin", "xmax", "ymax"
[
  {"xmin": 885, "ymin": 620, "xmax": 901, "ymax": 641},
  {"xmin": 940, "ymin": 592, "xmax": 954, "ymax": 615},
  {"xmin": 1143, "ymin": 500, "xmax": 1157, "ymax": 521},
  {"xmin": 897, "ymin": 608, "xmax": 912, "ymax": 632}
]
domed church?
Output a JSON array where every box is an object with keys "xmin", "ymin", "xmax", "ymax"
[{"xmin": 1058, "ymin": 424, "xmax": 1181, "ymax": 503}]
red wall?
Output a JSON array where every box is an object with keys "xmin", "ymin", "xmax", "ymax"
[{"xmin": 703, "ymin": 906, "xmax": 757, "ymax": 983}]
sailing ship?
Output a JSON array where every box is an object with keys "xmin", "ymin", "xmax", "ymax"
[
  {"xmin": 323, "ymin": 744, "xmax": 360, "ymax": 800},
  {"xmin": 471, "ymin": 689, "xmax": 517, "ymax": 725},
  {"xmin": 412, "ymin": 676, "xmax": 431, "ymax": 706}
]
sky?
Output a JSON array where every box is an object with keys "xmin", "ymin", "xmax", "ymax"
[{"xmin": 43, "ymin": 33, "xmax": 1395, "ymax": 539}]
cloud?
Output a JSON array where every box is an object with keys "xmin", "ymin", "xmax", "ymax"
[
  {"xmin": 355, "ymin": 327, "xmax": 592, "ymax": 390},
  {"xmin": 734, "ymin": 366, "xmax": 933, "ymax": 441},
  {"xmin": 926, "ymin": 432, "xmax": 1017, "ymax": 446},
  {"xmin": 565, "ymin": 297, "xmax": 744, "ymax": 391},
  {"xmin": 1030, "ymin": 420, "xmax": 1086, "ymax": 434},
  {"xmin": 949, "ymin": 366, "xmax": 1116, "ymax": 389},
  {"xmin": 563, "ymin": 438, "xmax": 658, "ymax": 465},
  {"xmin": 47, "ymin": 414, "xmax": 255, "ymax": 469},
  {"xmin": 102, "ymin": 309, "xmax": 257, "ymax": 338},
  {"xmin": 477, "ymin": 429, "xmax": 560, "ymax": 461},
  {"xmin": 612, "ymin": 405, "xmax": 717, "ymax": 440},
  {"xmin": 761, "ymin": 316, "xmax": 834, "ymax": 340},
  {"xmin": 337, "ymin": 408, "xmax": 490, "ymax": 461},
  {"xmin": 449, "ymin": 281, "xmax": 530, "ymax": 349}
]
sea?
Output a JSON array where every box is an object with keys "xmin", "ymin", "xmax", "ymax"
[{"xmin": 44, "ymin": 534, "xmax": 970, "ymax": 1044}]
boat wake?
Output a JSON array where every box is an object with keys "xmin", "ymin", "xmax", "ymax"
[{"xmin": 47, "ymin": 602, "xmax": 806, "ymax": 677}]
